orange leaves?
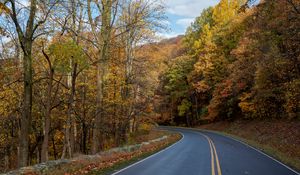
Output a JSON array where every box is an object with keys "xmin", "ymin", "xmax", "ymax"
[{"xmin": 216, "ymin": 80, "xmax": 233, "ymax": 98}]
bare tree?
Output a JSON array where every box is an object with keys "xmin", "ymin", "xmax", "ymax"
[{"xmin": 118, "ymin": 0, "xmax": 166, "ymax": 142}]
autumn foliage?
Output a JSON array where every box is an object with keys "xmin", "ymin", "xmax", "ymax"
[
  {"xmin": 0, "ymin": 0, "xmax": 166, "ymax": 172},
  {"xmin": 156, "ymin": 0, "xmax": 300, "ymax": 125}
]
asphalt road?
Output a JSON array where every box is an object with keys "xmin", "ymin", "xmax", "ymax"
[{"xmin": 111, "ymin": 127, "xmax": 300, "ymax": 175}]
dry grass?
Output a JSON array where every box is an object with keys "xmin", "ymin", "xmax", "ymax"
[{"xmin": 127, "ymin": 129, "xmax": 168, "ymax": 145}]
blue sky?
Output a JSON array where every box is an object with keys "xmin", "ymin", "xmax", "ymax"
[{"xmin": 161, "ymin": 0, "xmax": 219, "ymax": 38}]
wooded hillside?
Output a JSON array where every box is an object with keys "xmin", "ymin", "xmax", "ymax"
[
  {"xmin": 0, "ymin": 0, "xmax": 299, "ymax": 173},
  {"xmin": 155, "ymin": 0, "xmax": 300, "ymax": 126}
]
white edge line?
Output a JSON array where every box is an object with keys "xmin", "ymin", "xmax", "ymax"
[
  {"xmin": 198, "ymin": 129, "xmax": 300, "ymax": 175},
  {"xmin": 110, "ymin": 132, "xmax": 185, "ymax": 175}
]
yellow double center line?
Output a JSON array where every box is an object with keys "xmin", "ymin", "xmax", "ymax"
[{"xmin": 199, "ymin": 133, "xmax": 222, "ymax": 175}]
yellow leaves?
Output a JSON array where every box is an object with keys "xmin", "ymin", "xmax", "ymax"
[
  {"xmin": 192, "ymin": 24, "xmax": 214, "ymax": 53},
  {"xmin": 193, "ymin": 40, "xmax": 200, "ymax": 50},
  {"xmin": 0, "ymin": 86, "xmax": 19, "ymax": 117},
  {"xmin": 212, "ymin": 0, "xmax": 244, "ymax": 27},
  {"xmin": 194, "ymin": 56, "xmax": 213, "ymax": 74},
  {"xmin": 284, "ymin": 79, "xmax": 300, "ymax": 118},
  {"xmin": 239, "ymin": 102, "xmax": 255, "ymax": 113},
  {"xmin": 54, "ymin": 130, "xmax": 65, "ymax": 142},
  {"xmin": 0, "ymin": 2, "xmax": 10, "ymax": 14},
  {"xmin": 0, "ymin": 134, "xmax": 6, "ymax": 147},
  {"xmin": 238, "ymin": 93, "xmax": 255, "ymax": 113},
  {"xmin": 202, "ymin": 24, "xmax": 213, "ymax": 40},
  {"xmin": 139, "ymin": 123, "xmax": 152, "ymax": 131}
]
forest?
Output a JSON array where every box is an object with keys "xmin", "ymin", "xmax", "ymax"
[
  {"xmin": 155, "ymin": 0, "xmax": 300, "ymax": 126},
  {"xmin": 0, "ymin": 0, "xmax": 167, "ymax": 171},
  {"xmin": 0, "ymin": 0, "xmax": 299, "ymax": 173}
]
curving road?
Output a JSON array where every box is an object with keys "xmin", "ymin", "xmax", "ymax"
[{"xmin": 111, "ymin": 127, "xmax": 299, "ymax": 175}]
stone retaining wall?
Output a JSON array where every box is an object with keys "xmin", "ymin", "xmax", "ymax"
[{"xmin": 1, "ymin": 135, "xmax": 168, "ymax": 175}]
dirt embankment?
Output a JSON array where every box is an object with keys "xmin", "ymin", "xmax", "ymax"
[{"xmin": 198, "ymin": 120, "xmax": 300, "ymax": 171}]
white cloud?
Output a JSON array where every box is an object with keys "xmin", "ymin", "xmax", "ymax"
[
  {"xmin": 165, "ymin": 0, "xmax": 219, "ymax": 17},
  {"xmin": 176, "ymin": 18, "xmax": 194, "ymax": 28},
  {"xmin": 158, "ymin": 0, "xmax": 220, "ymax": 38}
]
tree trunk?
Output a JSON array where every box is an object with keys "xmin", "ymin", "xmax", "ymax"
[
  {"xmin": 52, "ymin": 136, "xmax": 57, "ymax": 160},
  {"xmin": 62, "ymin": 63, "xmax": 77, "ymax": 159},
  {"xmin": 41, "ymin": 63, "xmax": 54, "ymax": 162},
  {"xmin": 81, "ymin": 77, "xmax": 88, "ymax": 154},
  {"xmin": 12, "ymin": 0, "xmax": 37, "ymax": 167},
  {"xmin": 19, "ymin": 49, "xmax": 33, "ymax": 167},
  {"xmin": 92, "ymin": 61, "xmax": 105, "ymax": 154},
  {"xmin": 81, "ymin": 122, "xmax": 87, "ymax": 154},
  {"xmin": 195, "ymin": 94, "xmax": 199, "ymax": 120},
  {"xmin": 92, "ymin": 0, "xmax": 112, "ymax": 154}
]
